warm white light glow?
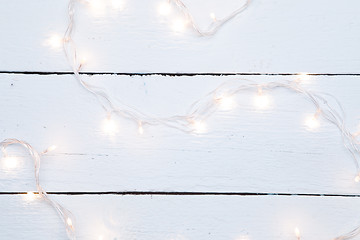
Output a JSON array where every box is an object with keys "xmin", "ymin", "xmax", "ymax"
[
  {"xmin": 98, "ymin": 236, "xmax": 104, "ymax": 240},
  {"xmin": 217, "ymin": 95, "xmax": 236, "ymax": 111},
  {"xmin": 24, "ymin": 191, "xmax": 37, "ymax": 201},
  {"xmin": 355, "ymin": 131, "xmax": 360, "ymax": 145},
  {"xmin": 111, "ymin": 0, "xmax": 125, "ymax": 10},
  {"xmin": 355, "ymin": 124, "xmax": 360, "ymax": 138},
  {"xmin": 192, "ymin": 120, "xmax": 207, "ymax": 134},
  {"xmin": 80, "ymin": 56, "xmax": 88, "ymax": 66},
  {"xmin": 88, "ymin": 0, "xmax": 107, "ymax": 14},
  {"xmin": 48, "ymin": 145, "xmax": 57, "ymax": 152},
  {"xmin": 210, "ymin": 13, "xmax": 216, "ymax": 21},
  {"xmin": 305, "ymin": 115, "xmax": 319, "ymax": 130},
  {"xmin": 297, "ymin": 72, "xmax": 310, "ymax": 82},
  {"xmin": 1, "ymin": 156, "xmax": 18, "ymax": 170},
  {"xmin": 102, "ymin": 117, "xmax": 118, "ymax": 135},
  {"xmin": 77, "ymin": 55, "xmax": 88, "ymax": 70},
  {"xmin": 138, "ymin": 124, "xmax": 144, "ymax": 135},
  {"xmin": 46, "ymin": 34, "xmax": 64, "ymax": 50},
  {"xmin": 172, "ymin": 18, "xmax": 187, "ymax": 32},
  {"xmin": 66, "ymin": 218, "xmax": 73, "ymax": 227},
  {"xmin": 254, "ymin": 94, "xmax": 270, "ymax": 110},
  {"xmin": 295, "ymin": 227, "xmax": 301, "ymax": 239},
  {"xmin": 158, "ymin": 2, "xmax": 172, "ymax": 16},
  {"xmin": 89, "ymin": 0, "xmax": 103, "ymax": 8},
  {"xmin": 355, "ymin": 175, "xmax": 360, "ymax": 183},
  {"xmin": 43, "ymin": 145, "xmax": 57, "ymax": 155}
]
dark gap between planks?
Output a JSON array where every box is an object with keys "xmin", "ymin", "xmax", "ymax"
[
  {"xmin": 2, "ymin": 72, "xmax": 359, "ymax": 198},
  {"xmin": 1, "ymin": 71, "xmax": 360, "ymax": 77},
  {"xmin": 1, "ymin": 191, "xmax": 360, "ymax": 198}
]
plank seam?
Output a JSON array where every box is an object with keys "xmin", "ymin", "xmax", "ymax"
[
  {"xmin": 1, "ymin": 191, "xmax": 360, "ymax": 198},
  {"xmin": 1, "ymin": 71, "xmax": 360, "ymax": 76}
]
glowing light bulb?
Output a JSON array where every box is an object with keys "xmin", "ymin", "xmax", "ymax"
[
  {"xmin": 78, "ymin": 55, "xmax": 88, "ymax": 70},
  {"xmin": 111, "ymin": 0, "xmax": 125, "ymax": 10},
  {"xmin": 355, "ymin": 175, "xmax": 360, "ymax": 183},
  {"xmin": 80, "ymin": 56, "xmax": 87, "ymax": 66},
  {"xmin": 217, "ymin": 95, "xmax": 236, "ymax": 111},
  {"xmin": 254, "ymin": 92, "xmax": 270, "ymax": 110},
  {"xmin": 294, "ymin": 227, "xmax": 301, "ymax": 239},
  {"xmin": 297, "ymin": 73, "xmax": 310, "ymax": 82},
  {"xmin": 89, "ymin": 0, "xmax": 102, "ymax": 8},
  {"xmin": 48, "ymin": 145, "xmax": 57, "ymax": 152},
  {"xmin": 66, "ymin": 217, "xmax": 73, "ymax": 227},
  {"xmin": 45, "ymin": 34, "xmax": 64, "ymax": 51},
  {"xmin": 210, "ymin": 13, "xmax": 217, "ymax": 21},
  {"xmin": 24, "ymin": 191, "xmax": 37, "ymax": 201},
  {"xmin": 88, "ymin": 0, "xmax": 107, "ymax": 15},
  {"xmin": 192, "ymin": 120, "xmax": 207, "ymax": 134},
  {"xmin": 43, "ymin": 145, "xmax": 57, "ymax": 154},
  {"xmin": 1, "ymin": 156, "xmax": 18, "ymax": 170},
  {"xmin": 138, "ymin": 124, "xmax": 144, "ymax": 135},
  {"xmin": 305, "ymin": 115, "xmax": 319, "ymax": 130},
  {"xmin": 102, "ymin": 117, "xmax": 118, "ymax": 135},
  {"xmin": 158, "ymin": 2, "xmax": 172, "ymax": 16},
  {"xmin": 172, "ymin": 18, "xmax": 187, "ymax": 32}
]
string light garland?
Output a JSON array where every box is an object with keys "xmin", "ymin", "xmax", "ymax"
[
  {"xmin": 62, "ymin": 0, "xmax": 360, "ymax": 235},
  {"xmin": 63, "ymin": 0, "xmax": 253, "ymax": 130},
  {"xmin": 163, "ymin": 0, "xmax": 252, "ymax": 36},
  {"xmin": 0, "ymin": 139, "xmax": 76, "ymax": 240},
  {"xmin": 3, "ymin": 78, "xmax": 360, "ymax": 239},
  {"xmin": 2, "ymin": 0, "xmax": 360, "ymax": 239}
]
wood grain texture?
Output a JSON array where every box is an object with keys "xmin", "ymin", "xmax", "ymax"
[
  {"xmin": 2, "ymin": 194, "xmax": 360, "ymax": 240},
  {"xmin": 1, "ymin": 73, "xmax": 360, "ymax": 194},
  {"xmin": 1, "ymin": 0, "xmax": 360, "ymax": 238},
  {"xmin": 0, "ymin": 0, "xmax": 359, "ymax": 73}
]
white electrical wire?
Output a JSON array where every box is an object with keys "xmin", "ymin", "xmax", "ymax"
[
  {"xmin": 0, "ymin": 139, "xmax": 76, "ymax": 240},
  {"xmin": 3, "ymin": 0, "xmax": 360, "ymax": 239},
  {"xmin": 62, "ymin": 2, "xmax": 360, "ymax": 238},
  {"xmin": 2, "ymin": 78, "xmax": 360, "ymax": 240},
  {"xmin": 169, "ymin": 0, "xmax": 252, "ymax": 36}
]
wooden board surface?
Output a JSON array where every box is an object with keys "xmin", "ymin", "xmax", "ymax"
[
  {"xmin": 1, "ymin": 0, "xmax": 360, "ymax": 239},
  {"xmin": 2, "ymin": 194, "xmax": 360, "ymax": 240},
  {"xmin": 0, "ymin": 0, "xmax": 360, "ymax": 73},
  {"xmin": 1, "ymin": 74, "xmax": 360, "ymax": 194}
]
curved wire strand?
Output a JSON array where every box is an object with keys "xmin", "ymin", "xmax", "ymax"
[
  {"xmin": 170, "ymin": 0, "xmax": 252, "ymax": 36},
  {"xmin": 0, "ymin": 139, "xmax": 76, "ymax": 240},
  {"xmin": 56, "ymin": 0, "xmax": 360, "ymax": 239}
]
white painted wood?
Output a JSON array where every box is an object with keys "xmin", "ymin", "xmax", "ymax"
[
  {"xmin": 1, "ymin": 194, "xmax": 360, "ymax": 240},
  {"xmin": 2, "ymin": 0, "xmax": 360, "ymax": 238},
  {"xmin": 1, "ymin": 74, "xmax": 360, "ymax": 193},
  {"xmin": 0, "ymin": 0, "xmax": 359, "ymax": 73}
]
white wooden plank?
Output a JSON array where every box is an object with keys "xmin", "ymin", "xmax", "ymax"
[
  {"xmin": 1, "ymin": 194, "xmax": 360, "ymax": 240},
  {"xmin": 0, "ymin": 0, "xmax": 359, "ymax": 73},
  {"xmin": 1, "ymin": 74, "xmax": 360, "ymax": 193}
]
